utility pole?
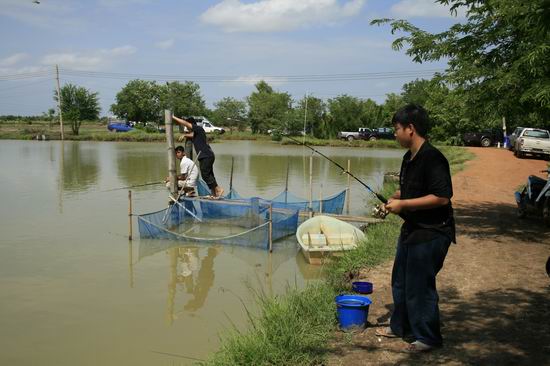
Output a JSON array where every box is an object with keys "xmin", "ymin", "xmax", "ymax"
[
  {"xmin": 303, "ymin": 91, "xmax": 308, "ymax": 144},
  {"xmin": 55, "ymin": 65, "xmax": 64, "ymax": 140}
]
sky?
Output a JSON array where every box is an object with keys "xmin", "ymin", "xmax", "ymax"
[{"xmin": 0, "ymin": 0, "xmax": 465, "ymax": 117}]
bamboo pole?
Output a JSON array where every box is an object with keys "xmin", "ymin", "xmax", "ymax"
[
  {"xmin": 128, "ymin": 241, "xmax": 134, "ymax": 288},
  {"xmin": 55, "ymin": 65, "xmax": 64, "ymax": 140},
  {"xmin": 284, "ymin": 161, "xmax": 290, "ymax": 203},
  {"xmin": 309, "ymin": 154, "xmax": 313, "ymax": 218},
  {"xmin": 346, "ymin": 159, "xmax": 351, "ymax": 214},
  {"xmin": 229, "ymin": 157, "xmax": 234, "ymax": 193},
  {"xmin": 165, "ymin": 110, "xmax": 178, "ymax": 197},
  {"xmin": 128, "ymin": 190, "xmax": 133, "ymax": 240},
  {"xmin": 319, "ymin": 183, "xmax": 323, "ymax": 214},
  {"xmin": 268, "ymin": 203, "xmax": 273, "ymax": 253}
]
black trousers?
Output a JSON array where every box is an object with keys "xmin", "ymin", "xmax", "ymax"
[
  {"xmin": 199, "ymin": 156, "xmax": 218, "ymax": 192},
  {"xmin": 390, "ymin": 233, "xmax": 451, "ymax": 346}
]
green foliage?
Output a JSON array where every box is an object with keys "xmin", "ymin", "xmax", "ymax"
[
  {"xmin": 55, "ymin": 83, "xmax": 100, "ymax": 135},
  {"xmin": 160, "ymin": 80, "xmax": 207, "ymax": 117},
  {"xmin": 372, "ymin": 0, "xmax": 550, "ymax": 130},
  {"xmin": 110, "ymin": 79, "xmax": 161, "ymax": 123},
  {"xmin": 247, "ymin": 81, "xmax": 292, "ymax": 133},
  {"xmin": 212, "ymin": 97, "xmax": 248, "ymax": 132}
]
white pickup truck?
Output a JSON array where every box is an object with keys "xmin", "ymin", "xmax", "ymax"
[
  {"xmin": 337, "ymin": 127, "xmax": 371, "ymax": 141},
  {"xmin": 193, "ymin": 116, "xmax": 225, "ymax": 134},
  {"xmin": 514, "ymin": 128, "xmax": 550, "ymax": 159}
]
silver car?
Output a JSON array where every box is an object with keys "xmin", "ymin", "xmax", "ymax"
[{"xmin": 508, "ymin": 127, "xmax": 525, "ymax": 151}]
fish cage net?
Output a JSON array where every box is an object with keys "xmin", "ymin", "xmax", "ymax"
[
  {"xmin": 137, "ymin": 197, "xmax": 299, "ymax": 249},
  {"xmin": 197, "ymin": 179, "xmax": 346, "ymax": 214}
]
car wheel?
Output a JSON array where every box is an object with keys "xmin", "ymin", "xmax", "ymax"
[
  {"xmin": 480, "ymin": 137, "xmax": 491, "ymax": 147},
  {"xmin": 369, "ymin": 136, "xmax": 377, "ymax": 141},
  {"xmin": 347, "ymin": 136, "xmax": 354, "ymax": 142}
]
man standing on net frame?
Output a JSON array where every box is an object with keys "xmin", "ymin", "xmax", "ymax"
[
  {"xmin": 376, "ymin": 104, "xmax": 456, "ymax": 353},
  {"xmin": 172, "ymin": 116, "xmax": 224, "ymax": 198}
]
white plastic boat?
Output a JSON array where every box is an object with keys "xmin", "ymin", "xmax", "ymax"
[{"xmin": 296, "ymin": 215, "xmax": 365, "ymax": 265}]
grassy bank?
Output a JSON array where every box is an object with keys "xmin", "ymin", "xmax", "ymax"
[{"xmin": 202, "ymin": 146, "xmax": 474, "ymax": 366}]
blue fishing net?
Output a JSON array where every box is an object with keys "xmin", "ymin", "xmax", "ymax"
[
  {"xmin": 138, "ymin": 196, "xmax": 299, "ymax": 249},
  {"xmin": 196, "ymin": 179, "xmax": 346, "ymax": 214}
]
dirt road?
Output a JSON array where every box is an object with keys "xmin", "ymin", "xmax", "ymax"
[{"xmin": 328, "ymin": 147, "xmax": 550, "ymax": 365}]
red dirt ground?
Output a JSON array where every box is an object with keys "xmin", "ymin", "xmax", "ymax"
[{"xmin": 327, "ymin": 147, "xmax": 550, "ymax": 365}]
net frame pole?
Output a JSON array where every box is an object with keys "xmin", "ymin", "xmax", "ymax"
[
  {"xmin": 319, "ymin": 183, "xmax": 323, "ymax": 214},
  {"xmin": 309, "ymin": 154, "xmax": 313, "ymax": 218},
  {"xmin": 165, "ymin": 109, "xmax": 178, "ymax": 197},
  {"xmin": 268, "ymin": 203, "xmax": 273, "ymax": 253},
  {"xmin": 128, "ymin": 190, "xmax": 133, "ymax": 240},
  {"xmin": 346, "ymin": 159, "xmax": 351, "ymax": 214}
]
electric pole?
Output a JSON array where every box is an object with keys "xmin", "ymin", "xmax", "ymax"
[{"xmin": 55, "ymin": 64, "xmax": 64, "ymax": 140}]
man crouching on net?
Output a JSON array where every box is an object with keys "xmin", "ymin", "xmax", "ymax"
[{"xmin": 165, "ymin": 145, "xmax": 199, "ymax": 197}]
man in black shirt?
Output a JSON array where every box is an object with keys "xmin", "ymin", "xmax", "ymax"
[
  {"xmin": 375, "ymin": 104, "xmax": 455, "ymax": 353},
  {"xmin": 172, "ymin": 116, "xmax": 224, "ymax": 198}
]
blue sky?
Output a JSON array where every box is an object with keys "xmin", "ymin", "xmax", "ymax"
[{"xmin": 0, "ymin": 0, "xmax": 464, "ymax": 117}]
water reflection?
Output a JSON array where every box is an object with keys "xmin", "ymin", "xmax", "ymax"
[
  {"xmin": 116, "ymin": 149, "xmax": 166, "ymax": 190},
  {"xmin": 137, "ymin": 239, "xmax": 306, "ymax": 326},
  {"xmin": 62, "ymin": 142, "xmax": 99, "ymax": 192}
]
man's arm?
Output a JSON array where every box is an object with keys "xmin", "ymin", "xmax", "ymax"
[
  {"xmin": 172, "ymin": 115, "xmax": 193, "ymax": 130},
  {"xmin": 384, "ymin": 194, "xmax": 449, "ymax": 215}
]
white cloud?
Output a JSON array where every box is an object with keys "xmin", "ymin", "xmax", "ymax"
[
  {"xmin": 391, "ymin": 0, "xmax": 466, "ymax": 19},
  {"xmin": 155, "ymin": 39, "xmax": 175, "ymax": 50},
  {"xmin": 40, "ymin": 45, "xmax": 137, "ymax": 70},
  {"xmin": 200, "ymin": 0, "xmax": 365, "ymax": 32},
  {"xmin": 102, "ymin": 45, "xmax": 137, "ymax": 56},
  {"xmin": 230, "ymin": 75, "xmax": 288, "ymax": 86},
  {"xmin": 0, "ymin": 53, "xmax": 29, "ymax": 67}
]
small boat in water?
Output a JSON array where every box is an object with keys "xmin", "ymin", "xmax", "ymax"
[{"xmin": 296, "ymin": 215, "xmax": 365, "ymax": 265}]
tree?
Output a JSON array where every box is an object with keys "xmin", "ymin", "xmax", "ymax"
[
  {"xmin": 327, "ymin": 95, "xmax": 364, "ymax": 132},
  {"xmin": 247, "ymin": 81, "xmax": 292, "ymax": 133},
  {"xmin": 160, "ymin": 81, "xmax": 207, "ymax": 118},
  {"xmin": 372, "ymin": 0, "xmax": 550, "ymax": 130},
  {"xmin": 212, "ymin": 97, "xmax": 247, "ymax": 132},
  {"xmin": 111, "ymin": 80, "xmax": 161, "ymax": 123},
  {"xmin": 54, "ymin": 84, "xmax": 100, "ymax": 135},
  {"xmin": 295, "ymin": 95, "xmax": 326, "ymax": 138}
]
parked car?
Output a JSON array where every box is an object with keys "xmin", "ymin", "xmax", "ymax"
[
  {"xmin": 508, "ymin": 126, "xmax": 526, "ymax": 151},
  {"xmin": 361, "ymin": 127, "xmax": 395, "ymax": 141},
  {"xmin": 463, "ymin": 129, "xmax": 504, "ymax": 147},
  {"xmin": 338, "ymin": 127, "xmax": 371, "ymax": 141},
  {"xmin": 514, "ymin": 128, "xmax": 550, "ymax": 159},
  {"xmin": 107, "ymin": 121, "xmax": 133, "ymax": 132}
]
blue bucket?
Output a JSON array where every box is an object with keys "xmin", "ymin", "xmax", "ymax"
[
  {"xmin": 335, "ymin": 295, "xmax": 372, "ymax": 330},
  {"xmin": 352, "ymin": 281, "xmax": 373, "ymax": 294}
]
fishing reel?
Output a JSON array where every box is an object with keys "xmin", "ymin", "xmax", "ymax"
[{"xmin": 372, "ymin": 204, "xmax": 389, "ymax": 219}]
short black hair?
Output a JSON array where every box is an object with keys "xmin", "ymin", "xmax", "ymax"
[
  {"xmin": 392, "ymin": 104, "xmax": 430, "ymax": 137},
  {"xmin": 186, "ymin": 116, "xmax": 197, "ymax": 124},
  {"xmin": 175, "ymin": 145, "xmax": 185, "ymax": 153}
]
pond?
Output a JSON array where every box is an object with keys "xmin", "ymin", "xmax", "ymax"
[{"xmin": 0, "ymin": 140, "xmax": 403, "ymax": 365}]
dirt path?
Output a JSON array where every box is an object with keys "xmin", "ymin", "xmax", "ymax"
[{"xmin": 327, "ymin": 147, "xmax": 550, "ymax": 365}]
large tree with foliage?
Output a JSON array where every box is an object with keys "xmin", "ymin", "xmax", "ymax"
[
  {"xmin": 372, "ymin": 0, "xmax": 550, "ymax": 131},
  {"xmin": 247, "ymin": 81, "xmax": 292, "ymax": 133},
  {"xmin": 111, "ymin": 79, "xmax": 161, "ymax": 123},
  {"xmin": 54, "ymin": 84, "xmax": 100, "ymax": 135},
  {"xmin": 212, "ymin": 97, "xmax": 247, "ymax": 132},
  {"xmin": 326, "ymin": 95, "xmax": 364, "ymax": 132},
  {"xmin": 295, "ymin": 95, "xmax": 326, "ymax": 138},
  {"xmin": 160, "ymin": 81, "xmax": 207, "ymax": 118}
]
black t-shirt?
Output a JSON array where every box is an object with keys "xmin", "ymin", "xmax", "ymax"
[
  {"xmin": 191, "ymin": 124, "xmax": 214, "ymax": 160},
  {"xmin": 399, "ymin": 141, "xmax": 456, "ymax": 244}
]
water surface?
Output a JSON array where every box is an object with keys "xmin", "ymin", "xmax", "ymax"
[{"xmin": 0, "ymin": 140, "xmax": 402, "ymax": 365}]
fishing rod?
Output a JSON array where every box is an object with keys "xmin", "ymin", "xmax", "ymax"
[
  {"xmin": 103, "ymin": 181, "xmax": 164, "ymax": 192},
  {"xmin": 286, "ymin": 135, "xmax": 388, "ymax": 204}
]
